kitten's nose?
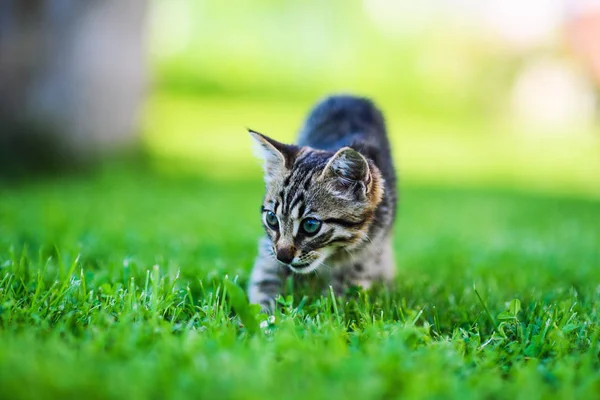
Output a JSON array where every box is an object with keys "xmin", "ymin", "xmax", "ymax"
[{"xmin": 276, "ymin": 246, "xmax": 295, "ymax": 264}]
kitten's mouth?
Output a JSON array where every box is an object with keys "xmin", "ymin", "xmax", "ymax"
[
  {"xmin": 286, "ymin": 249, "xmax": 331, "ymax": 275},
  {"xmin": 275, "ymin": 259, "xmax": 315, "ymax": 274},
  {"xmin": 288, "ymin": 262, "xmax": 319, "ymax": 274},
  {"xmin": 287, "ymin": 262, "xmax": 312, "ymax": 273}
]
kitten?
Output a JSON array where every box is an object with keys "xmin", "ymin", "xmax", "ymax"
[{"xmin": 247, "ymin": 95, "xmax": 397, "ymax": 312}]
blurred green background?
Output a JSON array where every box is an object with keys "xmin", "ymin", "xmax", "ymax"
[{"xmin": 144, "ymin": 0, "xmax": 600, "ymax": 197}]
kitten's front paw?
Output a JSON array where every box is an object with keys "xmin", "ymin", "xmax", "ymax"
[
  {"xmin": 259, "ymin": 301, "xmax": 275, "ymax": 314},
  {"xmin": 249, "ymin": 294, "xmax": 276, "ymax": 314}
]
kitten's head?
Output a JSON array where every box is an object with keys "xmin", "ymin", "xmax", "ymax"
[{"xmin": 250, "ymin": 129, "xmax": 384, "ymax": 274}]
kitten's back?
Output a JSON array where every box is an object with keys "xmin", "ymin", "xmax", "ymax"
[{"xmin": 297, "ymin": 95, "xmax": 396, "ymax": 194}]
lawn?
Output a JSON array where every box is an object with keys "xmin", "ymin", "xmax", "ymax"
[
  {"xmin": 1, "ymin": 82, "xmax": 600, "ymax": 399},
  {"xmin": 3, "ymin": 1, "xmax": 600, "ymax": 397},
  {"xmin": 1, "ymin": 155, "xmax": 599, "ymax": 399}
]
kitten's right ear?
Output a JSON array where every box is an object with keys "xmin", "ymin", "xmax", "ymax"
[{"xmin": 248, "ymin": 129, "xmax": 297, "ymax": 183}]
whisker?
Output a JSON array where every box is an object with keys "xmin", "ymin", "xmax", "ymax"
[
  {"xmin": 310, "ymin": 250, "xmax": 334, "ymax": 270},
  {"xmin": 344, "ymin": 248, "xmax": 358, "ymax": 264}
]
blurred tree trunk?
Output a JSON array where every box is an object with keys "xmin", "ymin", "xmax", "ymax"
[{"xmin": 0, "ymin": 0, "xmax": 147, "ymax": 171}]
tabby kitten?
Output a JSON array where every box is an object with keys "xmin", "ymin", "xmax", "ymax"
[{"xmin": 248, "ymin": 95, "xmax": 397, "ymax": 312}]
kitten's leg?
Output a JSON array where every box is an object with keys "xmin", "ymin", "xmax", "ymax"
[
  {"xmin": 330, "ymin": 264, "xmax": 372, "ymax": 296},
  {"xmin": 330, "ymin": 268, "xmax": 349, "ymax": 296},
  {"xmin": 376, "ymin": 237, "xmax": 396, "ymax": 283},
  {"xmin": 332, "ymin": 237, "xmax": 396, "ymax": 294},
  {"xmin": 247, "ymin": 237, "xmax": 282, "ymax": 313}
]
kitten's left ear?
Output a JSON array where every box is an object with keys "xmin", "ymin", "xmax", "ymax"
[
  {"xmin": 249, "ymin": 129, "xmax": 297, "ymax": 182},
  {"xmin": 321, "ymin": 147, "xmax": 372, "ymax": 191}
]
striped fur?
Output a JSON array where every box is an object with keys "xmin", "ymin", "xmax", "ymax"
[{"xmin": 248, "ymin": 95, "xmax": 397, "ymax": 312}]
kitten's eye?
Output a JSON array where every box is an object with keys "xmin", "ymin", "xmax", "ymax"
[
  {"xmin": 265, "ymin": 211, "xmax": 279, "ymax": 230},
  {"xmin": 301, "ymin": 218, "xmax": 322, "ymax": 236}
]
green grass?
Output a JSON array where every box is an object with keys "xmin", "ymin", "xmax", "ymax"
[
  {"xmin": 3, "ymin": 2, "xmax": 600, "ymax": 394},
  {"xmin": 1, "ymin": 162, "xmax": 599, "ymax": 399}
]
